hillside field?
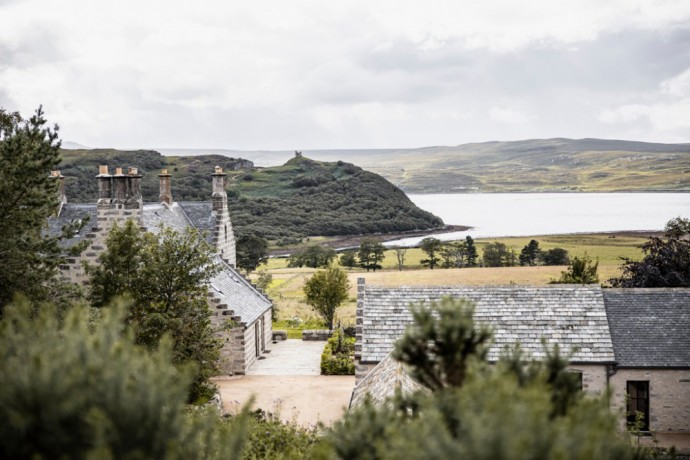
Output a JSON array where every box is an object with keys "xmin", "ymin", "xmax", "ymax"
[{"xmin": 258, "ymin": 232, "xmax": 650, "ymax": 329}]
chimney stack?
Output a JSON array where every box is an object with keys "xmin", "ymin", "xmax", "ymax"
[
  {"xmin": 158, "ymin": 168, "xmax": 172, "ymax": 205},
  {"xmin": 212, "ymin": 166, "xmax": 227, "ymax": 212},
  {"xmin": 97, "ymin": 165, "xmax": 112, "ymax": 205},
  {"xmin": 125, "ymin": 166, "xmax": 142, "ymax": 209},
  {"xmin": 113, "ymin": 167, "xmax": 126, "ymax": 204}
]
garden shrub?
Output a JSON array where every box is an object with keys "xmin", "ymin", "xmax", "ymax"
[{"xmin": 321, "ymin": 329, "xmax": 355, "ymax": 375}]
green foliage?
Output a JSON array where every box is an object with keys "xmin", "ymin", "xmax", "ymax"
[
  {"xmin": 321, "ymin": 329, "xmax": 355, "ymax": 375},
  {"xmin": 357, "ymin": 238, "xmax": 385, "ymax": 272},
  {"xmin": 87, "ymin": 221, "xmax": 221, "ymax": 401},
  {"xmin": 610, "ymin": 216, "xmax": 690, "ymax": 287},
  {"xmin": 326, "ymin": 297, "xmax": 640, "ymax": 460},
  {"xmin": 420, "ymin": 237, "xmax": 442, "ymax": 269},
  {"xmin": 519, "ymin": 239, "xmax": 542, "ymax": 266},
  {"xmin": 542, "ymin": 247, "xmax": 570, "ymax": 265},
  {"xmin": 465, "ymin": 235, "xmax": 478, "ymax": 266},
  {"xmin": 226, "ymin": 156, "xmax": 444, "ymax": 241},
  {"xmin": 0, "ymin": 107, "xmax": 82, "ymax": 311},
  {"xmin": 440, "ymin": 240, "xmax": 473, "ymax": 268},
  {"xmin": 328, "ymin": 372, "xmax": 638, "ymax": 460},
  {"xmin": 0, "ymin": 297, "xmax": 249, "ymax": 459},
  {"xmin": 482, "ymin": 241, "xmax": 518, "ymax": 267},
  {"xmin": 393, "ymin": 297, "xmax": 493, "ymax": 391},
  {"xmin": 303, "ymin": 267, "xmax": 350, "ymax": 330},
  {"xmin": 288, "ymin": 245, "xmax": 337, "ymax": 268},
  {"xmin": 240, "ymin": 409, "xmax": 321, "ymax": 460},
  {"xmin": 255, "ymin": 270, "xmax": 273, "ymax": 291},
  {"xmin": 236, "ymin": 234, "xmax": 269, "ymax": 273},
  {"xmin": 551, "ymin": 253, "xmax": 600, "ymax": 284},
  {"xmin": 339, "ymin": 250, "xmax": 357, "ymax": 269}
]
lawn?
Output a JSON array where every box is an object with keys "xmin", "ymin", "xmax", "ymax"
[{"xmin": 251, "ymin": 232, "xmax": 650, "ymax": 326}]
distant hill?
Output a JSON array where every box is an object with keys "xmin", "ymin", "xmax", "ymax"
[
  {"xmin": 58, "ymin": 149, "xmax": 444, "ymax": 242},
  {"xmin": 158, "ymin": 138, "xmax": 690, "ymax": 193},
  {"xmin": 225, "ymin": 155, "xmax": 444, "ymax": 243}
]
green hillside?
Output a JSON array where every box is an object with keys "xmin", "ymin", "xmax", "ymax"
[
  {"xmin": 158, "ymin": 138, "xmax": 690, "ymax": 193},
  {"xmin": 226, "ymin": 155, "xmax": 444, "ymax": 242},
  {"xmin": 57, "ymin": 149, "xmax": 444, "ymax": 242}
]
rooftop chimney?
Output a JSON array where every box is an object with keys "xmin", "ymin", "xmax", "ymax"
[
  {"xmin": 125, "ymin": 166, "xmax": 143, "ymax": 209},
  {"xmin": 97, "ymin": 165, "xmax": 112, "ymax": 205},
  {"xmin": 158, "ymin": 168, "xmax": 172, "ymax": 205},
  {"xmin": 113, "ymin": 167, "xmax": 126, "ymax": 204},
  {"xmin": 212, "ymin": 166, "xmax": 227, "ymax": 211}
]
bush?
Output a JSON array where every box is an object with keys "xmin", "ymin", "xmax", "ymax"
[
  {"xmin": 321, "ymin": 329, "xmax": 355, "ymax": 375},
  {"xmin": 0, "ymin": 298, "xmax": 248, "ymax": 459}
]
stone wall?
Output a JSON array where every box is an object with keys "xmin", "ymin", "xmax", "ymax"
[
  {"xmin": 610, "ymin": 368, "xmax": 690, "ymax": 433},
  {"xmin": 568, "ymin": 363, "xmax": 609, "ymax": 395},
  {"xmin": 242, "ymin": 310, "xmax": 272, "ymax": 371}
]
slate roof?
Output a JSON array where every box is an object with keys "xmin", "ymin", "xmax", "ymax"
[
  {"xmin": 178, "ymin": 202, "xmax": 215, "ymax": 244},
  {"xmin": 603, "ymin": 289, "xmax": 690, "ymax": 368},
  {"xmin": 350, "ymin": 353, "xmax": 424, "ymax": 409},
  {"xmin": 46, "ymin": 203, "xmax": 97, "ymax": 249},
  {"xmin": 209, "ymin": 258, "xmax": 272, "ymax": 326},
  {"xmin": 142, "ymin": 203, "xmax": 193, "ymax": 235},
  {"xmin": 359, "ymin": 284, "xmax": 615, "ymax": 364}
]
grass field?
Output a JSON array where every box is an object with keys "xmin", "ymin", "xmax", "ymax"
[{"xmin": 254, "ymin": 232, "xmax": 650, "ymax": 327}]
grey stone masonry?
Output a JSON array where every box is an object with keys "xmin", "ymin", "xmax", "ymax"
[{"xmin": 357, "ymin": 280, "xmax": 615, "ymax": 364}]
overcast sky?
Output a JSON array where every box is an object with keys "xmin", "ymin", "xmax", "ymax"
[{"xmin": 1, "ymin": 0, "xmax": 689, "ymax": 150}]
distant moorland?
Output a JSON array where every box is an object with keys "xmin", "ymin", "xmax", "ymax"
[{"xmin": 156, "ymin": 138, "xmax": 690, "ymax": 193}]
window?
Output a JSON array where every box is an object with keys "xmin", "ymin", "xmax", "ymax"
[{"xmin": 627, "ymin": 381, "xmax": 650, "ymax": 431}]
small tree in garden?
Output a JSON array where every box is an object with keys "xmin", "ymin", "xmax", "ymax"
[
  {"xmin": 303, "ymin": 267, "xmax": 350, "ymax": 330},
  {"xmin": 551, "ymin": 254, "xmax": 599, "ymax": 284},
  {"xmin": 483, "ymin": 242, "xmax": 517, "ymax": 267}
]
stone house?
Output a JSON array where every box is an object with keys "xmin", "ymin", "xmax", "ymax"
[
  {"xmin": 604, "ymin": 289, "xmax": 690, "ymax": 433},
  {"xmin": 47, "ymin": 166, "xmax": 272, "ymax": 375},
  {"xmin": 352, "ymin": 280, "xmax": 690, "ymax": 433}
]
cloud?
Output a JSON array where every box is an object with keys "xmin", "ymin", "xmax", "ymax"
[
  {"xmin": 489, "ymin": 107, "xmax": 534, "ymax": 124},
  {"xmin": 0, "ymin": 0, "xmax": 689, "ymax": 148}
]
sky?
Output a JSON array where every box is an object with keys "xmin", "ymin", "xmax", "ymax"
[{"xmin": 1, "ymin": 0, "xmax": 690, "ymax": 150}]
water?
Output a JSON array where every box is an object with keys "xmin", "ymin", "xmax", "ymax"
[{"xmin": 385, "ymin": 193, "xmax": 690, "ymax": 247}]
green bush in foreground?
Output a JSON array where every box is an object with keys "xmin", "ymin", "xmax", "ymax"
[
  {"xmin": 0, "ymin": 298, "xmax": 248, "ymax": 459},
  {"xmin": 321, "ymin": 329, "xmax": 355, "ymax": 375},
  {"xmin": 325, "ymin": 297, "xmax": 641, "ymax": 460}
]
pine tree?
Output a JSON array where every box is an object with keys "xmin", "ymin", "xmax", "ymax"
[
  {"xmin": 357, "ymin": 238, "xmax": 385, "ymax": 272},
  {"xmin": 519, "ymin": 239, "xmax": 542, "ymax": 266},
  {"xmin": 0, "ymin": 107, "xmax": 76, "ymax": 311}
]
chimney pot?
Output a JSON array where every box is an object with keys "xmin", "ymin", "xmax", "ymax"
[
  {"xmin": 115, "ymin": 167, "xmax": 124, "ymax": 176},
  {"xmin": 98, "ymin": 165, "xmax": 109, "ymax": 176},
  {"xmin": 161, "ymin": 168, "xmax": 168, "ymax": 175},
  {"xmin": 215, "ymin": 166, "xmax": 223, "ymax": 174},
  {"xmin": 128, "ymin": 167, "xmax": 138, "ymax": 175}
]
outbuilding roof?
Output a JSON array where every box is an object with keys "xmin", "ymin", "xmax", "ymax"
[
  {"xmin": 358, "ymin": 283, "xmax": 615, "ymax": 364},
  {"xmin": 603, "ymin": 288, "xmax": 690, "ymax": 368},
  {"xmin": 209, "ymin": 258, "xmax": 273, "ymax": 326},
  {"xmin": 349, "ymin": 353, "xmax": 423, "ymax": 409}
]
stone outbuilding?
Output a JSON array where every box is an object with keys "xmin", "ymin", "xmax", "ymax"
[
  {"xmin": 604, "ymin": 289, "xmax": 690, "ymax": 433},
  {"xmin": 47, "ymin": 166, "xmax": 272, "ymax": 375},
  {"xmin": 352, "ymin": 280, "xmax": 690, "ymax": 434}
]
